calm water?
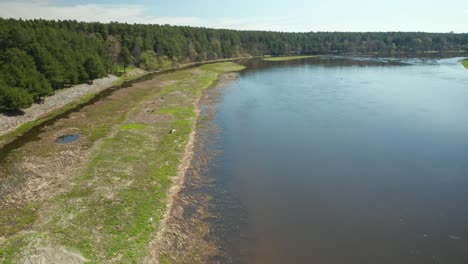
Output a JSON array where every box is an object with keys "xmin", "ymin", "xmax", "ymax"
[
  {"xmin": 55, "ymin": 134, "xmax": 80, "ymax": 144},
  {"xmin": 205, "ymin": 57, "xmax": 468, "ymax": 263}
]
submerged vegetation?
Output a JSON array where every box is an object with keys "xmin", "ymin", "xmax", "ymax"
[
  {"xmin": 0, "ymin": 62, "xmax": 244, "ymax": 263},
  {"xmin": 1, "ymin": 18, "xmax": 468, "ymax": 110}
]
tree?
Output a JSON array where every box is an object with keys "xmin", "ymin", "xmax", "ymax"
[
  {"xmin": 30, "ymin": 45, "xmax": 65, "ymax": 89},
  {"xmin": 6, "ymin": 26, "xmax": 34, "ymax": 49},
  {"xmin": 77, "ymin": 64, "xmax": 90, "ymax": 83},
  {"xmin": 60, "ymin": 49, "xmax": 80, "ymax": 85},
  {"xmin": 131, "ymin": 37, "xmax": 143, "ymax": 64},
  {"xmin": 120, "ymin": 46, "xmax": 132, "ymax": 73},
  {"xmin": 106, "ymin": 35, "xmax": 121, "ymax": 72},
  {"xmin": 139, "ymin": 50, "xmax": 159, "ymax": 71},
  {"xmin": 0, "ymin": 86, "xmax": 34, "ymax": 111},
  {"xmin": 0, "ymin": 79, "xmax": 8, "ymax": 109},
  {"xmin": 84, "ymin": 56, "xmax": 106, "ymax": 80},
  {"xmin": 0, "ymin": 48, "xmax": 52, "ymax": 99}
]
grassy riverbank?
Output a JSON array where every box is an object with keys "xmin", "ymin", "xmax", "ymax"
[
  {"xmin": 463, "ymin": 59, "xmax": 468, "ymax": 69},
  {"xmin": 263, "ymin": 55, "xmax": 318, "ymax": 61},
  {"xmin": 0, "ymin": 62, "xmax": 245, "ymax": 263}
]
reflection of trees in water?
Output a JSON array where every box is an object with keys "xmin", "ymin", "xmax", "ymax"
[
  {"xmin": 239, "ymin": 54, "xmax": 468, "ymax": 73},
  {"xmin": 239, "ymin": 57, "xmax": 397, "ymax": 72}
]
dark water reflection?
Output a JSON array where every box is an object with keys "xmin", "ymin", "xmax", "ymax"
[{"xmin": 207, "ymin": 57, "xmax": 468, "ymax": 263}]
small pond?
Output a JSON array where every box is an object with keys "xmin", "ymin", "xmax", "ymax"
[{"xmin": 55, "ymin": 134, "xmax": 81, "ymax": 144}]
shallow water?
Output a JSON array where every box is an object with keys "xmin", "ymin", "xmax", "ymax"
[
  {"xmin": 55, "ymin": 134, "xmax": 80, "ymax": 144},
  {"xmin": 205, "ymin": 57, "xmax": 468, "ymax": 263}
]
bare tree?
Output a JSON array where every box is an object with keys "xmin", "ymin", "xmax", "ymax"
[{"xmin": 106, "ymin": 35, "xmax": 121, "ymax": 73}]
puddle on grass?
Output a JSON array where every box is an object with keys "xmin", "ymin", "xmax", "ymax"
[{"xmin": 55, "ymin": 134, "xmax": 81, "ymax": 144}]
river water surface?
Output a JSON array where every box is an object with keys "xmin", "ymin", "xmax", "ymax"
[{"xmin": 201, "ymin": 57, "xmax": 468, "ymax": 263}]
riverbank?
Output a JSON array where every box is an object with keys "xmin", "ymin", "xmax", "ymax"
[
  {"xmin": 463, "ymin": 59, "xmax": 468, "ymax": 69},
  {"xmin": 0, "ymin": 68, "xmax": 148, "ymax": 145},
  {"xmin": 0, "ymin": 62, "xmax": 245, "ymax": 263},
  {"xmin": 144, "ymin": 72, "xmax": 242, "ymax": 264},
  {"xmin": 0, "ymin": 58, "xmax": 254, "ymax": 147}
]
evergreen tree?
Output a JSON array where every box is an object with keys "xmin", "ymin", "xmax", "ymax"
[
  {"xmin": 84, "ymin": 56, "xmax": 106, "ymax": 80},
  {"xmin": 59, "ymin": 49, "xmax": 80, "ymax": 85},
  {"xmin": 30, "ymin": 45, "xmax": 65, "ymax": 89},
  {"xmin": 0, "ymin": 87, "xmax": 34, "ymax": 111},
  {"xmin": 0, "ymin": 48, "xmax": 52, "ymax": 98},
  {"xmin": 120, "ymin": 46, "xmax": 132, "ymax": 73}
]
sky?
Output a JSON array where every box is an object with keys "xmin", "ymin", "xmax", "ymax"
[{"xmin": 0, "ymin": 0, "xmax": 467, "ymax": 33}]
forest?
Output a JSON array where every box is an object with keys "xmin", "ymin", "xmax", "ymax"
[{"xmin": 1, "ymin": 18, "xmax": 468, "ymax": 111}]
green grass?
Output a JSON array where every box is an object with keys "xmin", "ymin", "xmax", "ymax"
[
  {"xmin": 0, "ymin": 203, "xmax": 39, "ymax": 237},
  {"xmin": 463, "ymin": 59, "xmax": 468, "ymax": 69},
  {"xmin": 262, "ymin": 55, "xmax": 318, "ymax": 61},
  {"xmin": 120, "ymin": 123, "xmax": 148, "ymax": 130},
  {"xmin": 115, "ymin": 64, "xmax": 136, "ymax": 73},
  {"xmin": 0, "ymin": 235, "xmax": 32, "ymax": 264},
  {"xmin": 0, "ymin": 62, "xmax": 245, "ymax": 263},
  {"xmin": 200, "ymin": 61, "xmax": 246, "ymax": 73}
]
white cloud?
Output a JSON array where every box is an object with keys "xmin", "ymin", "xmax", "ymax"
[
  {"xmin": 214, "ymin": 17, "xmax": 311, "ymax": 32},
  {"xmin": 0, "ymin": 0, "xmax": 313, "ymax": 32},
  {"xmin": 1, "ymin": 1, "xmax": 463, "ymax": 32},
  {"xmin": 0, "ymin": 1, "xmax": 206, "ymax": 26}
]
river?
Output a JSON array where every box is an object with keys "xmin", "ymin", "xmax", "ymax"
[{"xmin": 197, "ymin": 56, "xmax": 468, "ymax": 263}]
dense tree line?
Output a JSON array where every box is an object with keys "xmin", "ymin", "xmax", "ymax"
[{"xmin": 1, "ymin": 18, "xmax": 467, "ymax": 111}]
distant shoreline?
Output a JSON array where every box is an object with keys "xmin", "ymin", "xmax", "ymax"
[{"xmin": 263, "ymin": 55, "xmax": 319, "ymax": 61}]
